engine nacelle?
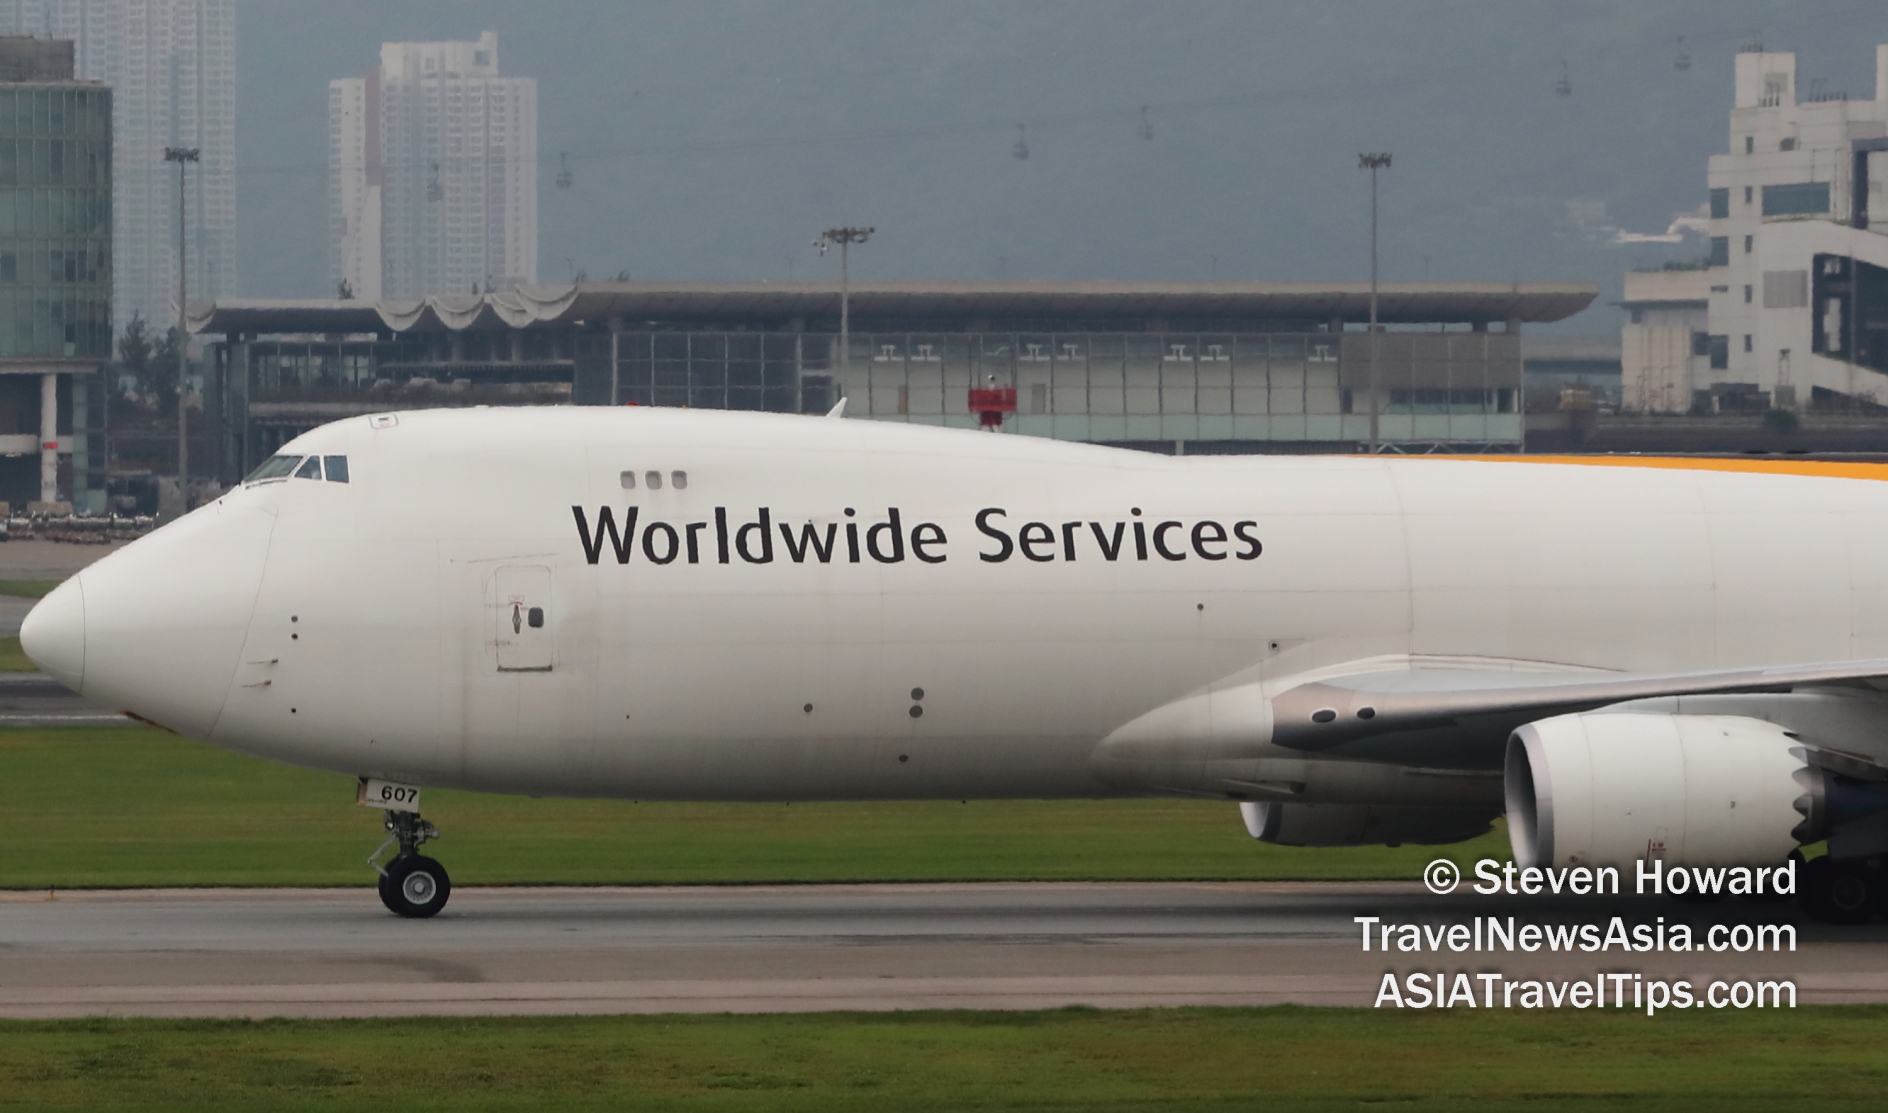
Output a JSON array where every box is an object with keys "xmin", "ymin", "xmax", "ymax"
[
  {"xmin": 1505, "ymin": 713, "xmax": 1804, "ymax": 869},
  {"xmin": 1240, "ymin": 801, "xmax": 1497, "ymax": 847}
]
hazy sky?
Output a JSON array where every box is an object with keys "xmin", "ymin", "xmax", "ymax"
[{"xmin": 235, "ymin": 0, "xmax": 1888, "ymax": 332}]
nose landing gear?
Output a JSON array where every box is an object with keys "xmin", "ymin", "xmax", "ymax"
[{"xmin": 371, "ymin": 808, "xmax": 450, "ymax": 918}]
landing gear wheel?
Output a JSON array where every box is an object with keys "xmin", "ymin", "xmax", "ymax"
[
  {"xmin": 1800, "ymin": 857, "xmax": 1877, "ymax": 924},
  {"xmin": 380, "ymin": 854, "xmax": 451, "ymax": 918},
  {"xmin": 368, "ymin": 806, "xmax": 445, "ymax": 918}
]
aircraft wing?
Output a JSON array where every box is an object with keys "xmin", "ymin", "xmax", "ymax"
[
  {"xmin": 1271, "ymin": 658, "xmax": 1888, "ymax": 755},
  {"xmin": 1097, "ymin": 656, "xmax": 1888, "ymax": 772}
]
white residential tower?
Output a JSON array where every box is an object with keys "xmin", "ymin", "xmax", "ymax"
[{"xmin": 331, "ymin": 31, "xmax": 537, "ymax": 301}]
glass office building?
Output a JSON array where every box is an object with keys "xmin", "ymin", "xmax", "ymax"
[
  {"xmin": 0, "ymin": 36, "xmax": 109, "ymax": 511},
  {"xmin": 0, "ymin": 76, "xmax": 112, "ymax": 360}
]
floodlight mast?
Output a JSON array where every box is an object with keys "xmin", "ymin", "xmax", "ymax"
[
  {"xmin": 1358, "ymin": 152, "xmax": 1391, "ymax": 455},
  {"xmin": 815, "ymin": 227, "xmax": 874, "ymax": 400},
  {"xmin": 165, "ymin": 146, "xmax": 200, "ymax": 493}
]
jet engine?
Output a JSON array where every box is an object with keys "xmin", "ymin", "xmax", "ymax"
[
  {"xmin": 1240, "ymin": 801, "xmax": 1497, "ymax": 847},
  {"xmin": 1504, "ymin": 712, "xmax": 1808, "ymax": 869}
]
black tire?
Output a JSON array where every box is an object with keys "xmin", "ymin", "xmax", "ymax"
[
  {"xmin": 379, "ymin": 854, "xmax": 451, "ymax": 919},
  {"xmin": 1800, "ymin": 857, "xmax": 1874, "ymax": 924},
  {"xmin": 1798, "ymin": 856, "xmax": 1833, "ymax": 920}
]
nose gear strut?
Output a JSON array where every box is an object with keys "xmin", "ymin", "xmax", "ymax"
[{"xmin": 369, "ymin": 809, "xmax": 450, "ymax": 918}]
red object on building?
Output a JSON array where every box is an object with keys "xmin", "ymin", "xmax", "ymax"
[{"xmin": 968, "ymin": 386, "xmax": 1016, "ymax": 428}]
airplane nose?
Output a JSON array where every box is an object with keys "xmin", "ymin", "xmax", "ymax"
[
  {"xmin": 63, "ymin": 501, "xmax": 275, "ymax": 738},
  {"xmin": 21, "ymin": 575, "xmax": 84, "ymax": 692}
]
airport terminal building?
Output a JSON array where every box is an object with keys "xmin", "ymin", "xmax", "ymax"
[{"xmin": 188, "ymin": 280, "xmax": 1595, "ymax": 484}]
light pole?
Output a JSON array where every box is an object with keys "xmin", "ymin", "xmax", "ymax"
[
  {"xmin": 815, "ymin": 227, "xmax": 873, "ymax": 394},
  {"xmin": 165, "ymin": 146, "xmax": 199, "ymax": 494},
  {"xmin": 1359, "ymin": 152, "xmax": 1390, "ymax": 454}
]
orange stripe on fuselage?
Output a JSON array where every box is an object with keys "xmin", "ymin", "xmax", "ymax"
[{"xmin": 1413, "ymin": 456, "xmax": 1888, "ymax": 482}]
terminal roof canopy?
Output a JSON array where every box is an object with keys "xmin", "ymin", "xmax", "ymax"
[{"xmin": 188, "ymin": 280, "xmax": 1598, "ymax": 336}]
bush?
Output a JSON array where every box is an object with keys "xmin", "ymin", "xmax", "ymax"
[{"xmin": 1763, "ymin": 408, "xmax": 1799, "ymax": 433}]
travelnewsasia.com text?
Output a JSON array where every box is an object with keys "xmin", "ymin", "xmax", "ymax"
[{"xmin": 1354, "ymin": 916, "xmax": 1795, "ymax": 954}]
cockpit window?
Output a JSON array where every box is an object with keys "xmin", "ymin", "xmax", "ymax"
[
  {"xmin": 244, "ymin": 455, "xmax": 302, "ymax": 483},
  {"xmin": 242, "ymin": 453, "xmax": 349, "ymax": 485}
]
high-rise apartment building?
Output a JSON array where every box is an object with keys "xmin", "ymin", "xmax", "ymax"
[
  {"xmin": 331, "ymin": 31, "xmax": 537, "ymax": 301},
  {"xmin": 0, "ymin": 0, "xmax": 235, "ymax": 335}
]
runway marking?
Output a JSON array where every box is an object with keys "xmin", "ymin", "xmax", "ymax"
[{"xmin": 0, "ymin": 975, "xmax": 1374, "ymax": 1018}]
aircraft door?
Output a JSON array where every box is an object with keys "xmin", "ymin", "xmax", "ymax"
[{"xmin": 493, "ymin": 565, "xmax": 554, "ymax": 672}]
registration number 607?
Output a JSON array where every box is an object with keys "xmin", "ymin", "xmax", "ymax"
[{"xmin": 356, "ymin": 777, "xmax": 422, "ymax": 812}]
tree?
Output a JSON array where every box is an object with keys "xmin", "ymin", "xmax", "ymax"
[
  {"xmin": 118, "ymin": 313, "xmax": 151, "ymax": 387},
  {"xmin": 109, "ymin": 313, "xmax": 156, "ymax": 426},
  {"xmin": 145, "ymin": 326, "xmax": 184, "ymax": 420}
]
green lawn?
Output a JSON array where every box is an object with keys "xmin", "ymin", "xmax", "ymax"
[
  {"xmin": 1, "ymin": 1007, "xmax": 1882, "ymax": 1112},
  {"xmin": 0, "ymin": 726, "xmax": 1510, "ymax": 888},
  {"xmin": 0, "ymin": 636, "xmax": 34, "ymax": 671},
  {"xmin": 0, "ymin": 579, "xmax": 58, "ymax": 671}
]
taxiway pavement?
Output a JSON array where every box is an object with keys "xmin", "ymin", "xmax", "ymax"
[
  {"xmin": 2, "ymin": 882, "xmax": 1882, "ymax": 1018},
  {"xmin": 0, "ymin": 540, "xmax": 132, "ymax": 724},
  {"xmin": 0, "ymin": 538, "xmax": 127, "ymax": 583},
  {"xmin": 0, "ymin": 672, "xmax": 130, "ymax": 725}
]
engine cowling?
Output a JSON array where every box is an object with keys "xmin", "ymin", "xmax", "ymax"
[
  {"xmin": 1505, "ymin": 712, "xmax": 1804, "ymax": 869},
  {"xmin": 1240, "ymin": 801, "xmax": 1497, "ymax": 847}
]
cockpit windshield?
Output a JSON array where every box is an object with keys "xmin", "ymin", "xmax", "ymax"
[
  {"xmin": 245, "ymin": 455, "xmax": 302, "ymax": 482},
  {"xmin": 244, "ymin": 454, "xmax": 351, "ymax": 485}
]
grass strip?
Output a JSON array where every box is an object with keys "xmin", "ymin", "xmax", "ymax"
[
  {"xmin": 0, "ymin": 636, "xmax": 35, "ymax": 671},
  {"xmin": 0, "ymin": 726, "xmax": 1508, "ymax": 888},
  {"xmin": 0, "ymin": 1006, "xmax": 1883, "ymax": 1112},
  {"xmin": 0, "ymin": 578, "xmax": 58, "ymax": 599}
]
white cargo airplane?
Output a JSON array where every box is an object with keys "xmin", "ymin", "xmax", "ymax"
[{"xmin": 21, "ymin": 407, "xmax": 1888, "ymax": 919}]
